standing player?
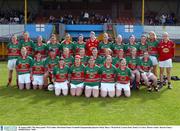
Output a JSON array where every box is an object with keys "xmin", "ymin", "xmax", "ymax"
[
  {"xmin": 113, "ymin": 49, "xmax": 124, "ymax": 68},
  {"xmin": 100, "ymin": 55, "xmax": 116, "ymax": 98},
  {"xmin": 157, "ymin": 32, "xmax": 175, "ymax": 89},
  {"xmin": 53, "ymin": 57, "xmax": 69, "ymax": 96},
  {"xmin": 69, "ymin": 55, "xmax": 85, "ymax": 96},
  {"xmin": 124, "ymin": 35, "xmax": 139, "ymax": 57},
  {"xmin": 44, "ymin": 49, "xmax": 59, "ymax": 88},
  {"xmin": 16, "ymin": 47, "xmax": 33, "ymax": 90},
  {"xmin": 147, "ymin": 31, "xmax": 159, "ymax": 77},
  {"xmin": 34, "ymin": 36, "xmax": 47, "ymax": 60},
  {"xmin": 126, "ymin": 48, "xmax": 141, "ymax": 89},
  {"xmin": 31, "ymin": 52, "xmax": 45, "ymax": 90},
  {"xmin": 138, "ymin": 35, "xmax": 148, "ymax": 58},
  {"xmin": 79, "ymin": 48, "xmax": 89, "ymax": 65},
  {"xmin": 20, "ymin": 32, "xmax": 34, "ymax": 57},
  {"xmin": 84, "ymin": 56, "xmax": 101, "ymax": 98},
  {"xmin": 7, "ymin": 35, "xmax": 21, "ymax": 87},
  {"xmin": 47, "ymin": 35, "xmax": 61, "ymax": 56},
  {"xmin": 138, "ymin": 51, "xmax": 158, "ymax": 92},
  {"xmin": 86, "ymin": 31, "xmax": 99, "ymax": 56},
  {"xmin": 112, "ymin": 35, "xmax": 125, "ymax": 57},
  {"xmin": 116, "ymin": 58, "xmax": 132, "ymax": 97},
  {"xmin": 74, "ymin": 34, "xmax": 85, "ymax": 55},
  {"xmin": 61, "ymin": 33, "xmax": 74, "ymax": 55},
  {"xmin": 98, "ymin": 32, "xmax": 113, "ymax": 56}
]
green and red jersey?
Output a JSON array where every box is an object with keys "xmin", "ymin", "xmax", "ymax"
[
  {"xmin": 34, "ymin": 43, "xmax": 47, "ymax": 59},
  {"xmin": 84, "ymin": 65, "xmax": 101, "ymax": 86},
  {"xmin": 116, "ymin": 67, "xmax": 131, "ymax": 84},
  {"xmin": 63, "ymin": 55, "xmax": 74, "ymax": 67},
  {"xmin": 126, "ymin": 56, "xmax": 140, "ymax": 70},
  {"xmin": 147, "ymin": 40, "xmax": 159, "ymax": 57},
  {"xmin": 20, "ymin": 39, "xmax": 34, "ymax": 57},
  {"xmin": 137, "ymin": 42, "xmax": 148, "ymax": 57},
  {"xmin": 124, "ymin": 43, "xmax": 139, "ymax": 56},
  {"xmin": 31, "ymin": 60, "xmax": 45, "ymax": 76},
  {"xmin": 44, "ymin": 56, "xmax": 59, "ymax": 72},
  {"xmin": 80, "ymin": 56, "xmax": 89, "ymax": 65},
  {"xmin": 7, "ymin": 42, "xmax": 21, "ymax": 60},
  {"xmin": 139, "ymin": 57, "xmax": 153, "ymax": 72},
  {"xmin": 53, "ymin": 65, "xmax": 69, "ymax": 82},
  {"xmin": 16, "ymin": 56, "xmax": 33, "ymax": 75},
  {"xmin": 98, "ymin": 42, "xmax": 113, "ymax": 56},
  {"xmin": 47, "ymin": 43, "xmax": 61, "ymax": 56},
  {"xmin": 61, "ymin": 41, "xmax": 74, "ymax": 55},
  {"xmin": 69, "ymin": 64, "xmax": 85, "ymax": 85},
  {"xmin": 100, "ymin": 64, "xmax": 117, "ymax": 83},
  {"xmin": 74, "ymin": 42, "xmax": 85, "ymax": 55},
  {"xmin": 112, "ymin": 57, "xmax": 124, "ymax": 68},
  {"xmin": 88, "ymin": 56, "xmax": 103, "ymax": 66},
  {"xmin": 112, "ymin": 43, "xmax": 125, "ymax": 56}
]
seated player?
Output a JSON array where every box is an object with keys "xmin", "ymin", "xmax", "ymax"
[
  {"xmin": 138, "ymin": 51, "xmax": 158, "ymax": 92},
  {"xmin": 79, "ymin": 48, "xmax": 89, "ymax": 65},
  {"xmin": 69, "ymin": 55, "xmax": 85, "ymax": 96},
  {"xmin": 31, "ymin": 52, "xmax": 45, "ymax": 90},
  {"xmin": 53, "ymin": 57, "xmax": 69, "ymax": 96},
  {"xmin": 74, "ymin": 34, "xmax": 85, "ymax": 55},
  {"xmin": 126, "ymin": 47, "xmax": 141, "ymax": 89},
  {"xmin": 62, "ymin": 48, "xmax": 74, "ymax": 67},
  {"xmin": 100, "ymin": 55, "xmax": 116, "ymax": 98},
  {"xmin": 116, "ymin": 58, "xmax": 132, "ymax": 97},
  {"xmin": 34, "ymin": 35, "xmax": 47, "ymax": 60},
  {"xmin": 16, "ymin": 47, "xmax": 33, "ymax": 90},
  {"xmin": 91, "ymin": 47, "xmax": 102, "ymax": 66},
  {"xmin": 112, "ymin": 34, "xmax": 125, "ymax": 57},
  {"xmin": 61, "ymin": 33, "xmax": 74, "ymax": 55},
  {"xmin": 98, "ymin": 32, "xmax": 113, "ymax": 56},
  {"xmin": 44, "ymin": 49, "xmax": 59, "ymax": 88},
  {"xmin": 113, "ymin": 49, "xmax": 124, "ymax": 68},
  {"xmin": 7, "ymin": 34, "xmax": 21, "ymax": 87},
  {"xmin": 84, "ymin": 56, "xmax": 101, "ymax": 98}
]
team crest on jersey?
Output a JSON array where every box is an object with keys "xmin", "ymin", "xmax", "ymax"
[
  {"xmin": 89, "ymin": 73, "xmax": 95, "ymax": 78},
  {"xmin": 75, "ymin": 72, "xmax": 81, "ymax": 77},
  {"xmin": 149, "ymin": 47, "xmax": 152, "ymax": 51},
  {"xmin": 120, "ymin": 76, "xmax": 126, "ymax": 81},
  {"xmin": 36, "ymin": 67, "xmax": 41, "ymax": 71},
  {"xmin": 60, "ymin": 74, "xmax": 65, "ymax": 79},
  {"xmin": 12, "ymin": 49, "xmax": 17, "ymax": 53},
  {"xmin": 22, "ymin": 64, "xmax": 27, "ymax": 69},
  {"xmin": 163, "ymin": 48, "xmax": 169, "ymax": 53},
  {"xmin": 106, "ymin": 73, "xmax": 112, "ymax": 78}
]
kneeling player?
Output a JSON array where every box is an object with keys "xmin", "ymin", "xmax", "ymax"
[
  {"xmin": 84, "ymin": 56, "xmax": 100, "ymax": 98},
  {"xmin": 16, "ymin": 47, "xmax": 33, "ymax": 90},
  {"xmin": 139, "ymin": 51, "xmax": 158, "ymax": 91},
  {"xmin": 116, "ymin": 58, "xmax": 132, "ymax": 97},
  {"xmin": 53, "ymin": 57, "xmax": 69, "ymax": 96},
  {"xmin": 31, "ymin": 52, "xmax": 45, "ymax": 90},
  {"xmin": 69, "ymin": 55, "xmax": 85, "ymax": 96},
  {"xmin": 100, "ymin": 55, "xmax": 116, "ymax": 98}
]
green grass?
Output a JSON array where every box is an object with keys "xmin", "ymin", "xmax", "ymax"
[{"xmin": 0, "ymin": 62, "xmax": 180, "ymax": 125}]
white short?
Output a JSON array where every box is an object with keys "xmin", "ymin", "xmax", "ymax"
[
  {"xmin": 70, "ymin": 83, "xmax": 84, "ymax": 89},
  {"xmin": 7, "ymin": 59, "xmax": 17, "ymax": 70},
  {"xmin": 141, "ymin": 72, "xmax": 154, "ymax": 78},
  {"xmin": 159, "ymin": 59, "xmax": 172, "ymax": 68},
  {"xmin": 18, "ymin": 73, "xmax": 31, "ymax": 84},
  {"xmin": 101, "ymin": 83, "xmax": 115, "ymax": 92},
  {"xmin": 86, "ymin": 85, "xmax": 99, "ymax": 90},
  {"xmin": 32, "ymin": 75, "xmax": 44, "ymax": 85},
  {"xmin": 54, "ymin": 81, "xmax": 68, "ymax": 90},
  {"xmin": 116, "ymin": 83, "xmax": 130, "ymax": 92},
  {"xmin": 149, "ymin": 56, "xmax": 158, "ymax": 65}
]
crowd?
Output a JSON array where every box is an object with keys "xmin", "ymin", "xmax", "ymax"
[
  {"xmin": 6, "ymin": 31, "xmax": 175, "ymax": 98},
  {"xmin": 48, "ymin": 11, "xmax": 112, "ymax": 24}
]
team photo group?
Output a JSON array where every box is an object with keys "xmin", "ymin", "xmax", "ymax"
[{"xmin": 7, "ymin": 30, "xmax": 175, "ymax": 98}]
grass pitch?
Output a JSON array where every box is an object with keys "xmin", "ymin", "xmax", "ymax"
[{"xmin": 0, "ymin": 62, "xmax": 180, "ymax": 125}]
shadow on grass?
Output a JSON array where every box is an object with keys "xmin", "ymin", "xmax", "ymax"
[{"xmin": 0, "ymin": 85, "xmax": 169, "ymax": 107}]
